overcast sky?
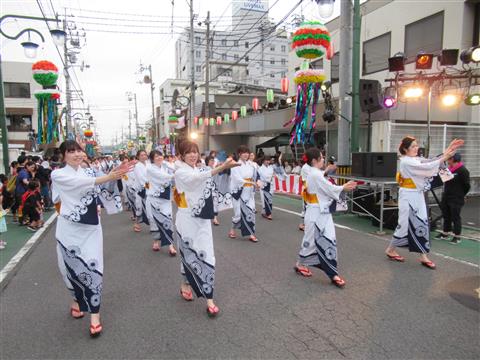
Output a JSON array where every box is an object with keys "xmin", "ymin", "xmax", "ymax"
[{"xmin": 1, "ymin": 0, "xmax": 340, "ymax": 145}]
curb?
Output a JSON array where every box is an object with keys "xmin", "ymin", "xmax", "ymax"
[{"xmin": 0, "ymin": 213, "xmax": 57, "ymax": 291}]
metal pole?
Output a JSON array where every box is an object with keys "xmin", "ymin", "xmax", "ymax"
[
  {"xmin": 203, "ymin": 11, "xmax": 210, "ymax": 151},
  {"xmin": 426, "ymin": 86, "xmax": 432, "ymax": 157},
  {"xmin": 325, "ymin": 121, "xmax": 329, "ymax": 160},
  {"xmin": 0, "ymin": 56, "xmax": 10, "ymax": 175},
  {"xmin": 128, "ymin": 109, "xmax": 132, "ymax": 140},
  {"xmin": 134, "ymin": 93, "xmax": 139, "ymax": 140},
  {"xmin": 338, "ymin": 0, "xmax": 352, "ymax": 165},
  {"xmin": 148, "ymin": 65, "xmax": 156, "ymax": 146},
  {"xmin": 367, "ymin": 111, "xmax": 371, "ymax": 152},
  {"xmin": 63, "ymin": 10, "xmax": 72, "ymax": 139},
  {"xmin": 351, "ymin": 0, "xmax": 361, "ymax": 153},
  {"xmin": 189, "ymin": 0, "xmax": 195, "ymax": 137}
]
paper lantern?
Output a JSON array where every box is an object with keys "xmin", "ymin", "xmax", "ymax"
[
  {"xmin": 216, "ymin": 116, "xmax": 222, "ymax": 125},
  {"xmin": 84, "ymin": 129, "xmax": 93, "ymax": 138},
  {"xmin": 292, "ymin": 21, "xmax": 331, "ymax": 60},
  {"xmin": 194, "ymin": 116, "xmax": 198, "ymax": 125},
  {"xmin": 281, "ymin": 78, "xmax": 289, "ymax": 93},
  {"xmin": 32, "ymin": 60, "xmax": 59, "ymax": 87},
  {"xmin": 266, "ymin": 89, "xmax": 274, "ymax": 103},
  {"xmin": 232, "ymin": 111, "xmax": 238, "ymax": 120},
  {"xmin": 224, "ymin": 114, "xmax": 230, "ymax": 123},
  {"xmin": 209, "ymin": 117, "xmax": 215, "ymax": 126},
  {"xmin": 199, "ymin": 117, "xmax": 203, "ymax": 125},
  {"xmin": 252, "ymin": 98, "xmax": 259, "ymax": 111},
  {"xmin": 240, "ymin": 106, "xmax": 247, "ymax": 117}
]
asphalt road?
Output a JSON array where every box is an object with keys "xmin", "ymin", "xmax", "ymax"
[{"xmin": 0, "ymin": 201, "xmax": 479, "ymax": 359}]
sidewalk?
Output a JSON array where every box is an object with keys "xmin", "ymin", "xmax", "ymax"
[
  {"xmin": 0, "ymin": 210, "xmax": 56, "ymax": 271},
  {"xmin": 273, "ymin": 193, "xmax": 480, "ymax": 266}
]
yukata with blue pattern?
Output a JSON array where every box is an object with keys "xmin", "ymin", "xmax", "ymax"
[
  {"xmin": 390, "ymin": 155, "xmax": 443, "ymax": 254},
  {"xmin": 146, "ymin": 163, "xmax": 174, "ymax": 247},
  {"xmin": 257, "ymin": 163, "xmax": 274, "ymax": 217},
  {"xmin": 133, "ymin": 161, "xmax": 150, "ymax": 225},
  {"xmin": 51, "ymin": 164, "xmax": 122, "ymax": 314},
  {"xmin": 174, "ymin": 161, "xmax": 217, "ymax": 299},
  {"xmin": 230, "ymin": 160, "xmax": 257, "ymax": 237},
  {"xmin": 297, "ymin": 167, "xmax": 344, "ymax": 280}
]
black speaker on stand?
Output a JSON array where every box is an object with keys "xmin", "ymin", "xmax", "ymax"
[{"xmin": 359, "ymin": 79, "xmax": 383, "ymax": 152}]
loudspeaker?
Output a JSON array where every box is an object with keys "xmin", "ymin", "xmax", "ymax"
[
  {"xmin": 351, "ymin": 152, "xmax": 397, "ymax": 178},
  {"xmin": 371, "ymin": 206, "xmax": 399, "ymax": 230},
  {"xmin": 359, "ymin": 79, "xmax": 383, "ymax": 113},
  {"xmin": 351, "ymin": 153, "xmax": 368, "ymax": 177}
]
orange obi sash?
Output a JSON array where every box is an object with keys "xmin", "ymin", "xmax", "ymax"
[
  {"xmin": 301, "ymin": 181, "xmax": 319, "ymax": 204},
  {"xmin": 396, "ymin": 172, "xmax": 416, "ymax": 189},
  {"xmin": 244, "ymin": 178, "xmax": 254, "ymax": 187},
  {"xmin": 173, "ymin": 187, "xmax": 187, "ymax": 208}
]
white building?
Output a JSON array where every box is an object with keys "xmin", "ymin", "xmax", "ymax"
[{"xmin": 175, "ymin": 0, "xmax": 289, "ymax": 89}]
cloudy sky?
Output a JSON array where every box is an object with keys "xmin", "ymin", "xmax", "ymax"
[{"xmin": 1, "ymin": 0, "xmax": 340, "ymax": 145}]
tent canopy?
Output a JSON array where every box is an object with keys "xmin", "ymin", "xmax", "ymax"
[{"xmin": 255, "ymin": 134, "xmax": 291, "ymax": 149}]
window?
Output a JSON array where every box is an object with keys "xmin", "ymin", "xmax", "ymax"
[
  {"xmin": 331, "ymin": 52, "xmax": 340, "ymax": 83},
  {"xmin": 195, "ymin": 36, "xmax": 201, "ymax": 45},
  {"xmin": 196, "ymin": 65, "xmax": 202, "ymax": 72},
  {"xmin": 270, "ymin": 72, "xmax": 275, "ymax": 78},
  {"xmin": 6, "ymin": 114, "xmax": 32, "ymax": 131},
  {"xmin": 281, "ymin": 45, "xmax": 286, "ymax": 52},
  {"xmin": 234, "ymin": 54, "xmax": 239, "ymax": 61},
  {"xmin": 281, "ymin": 58, "xmax": 286, "ymax": 65},
  {"xmin": 311, "ymin": 58, "xmax": 323, "ymax": 69},
  {"xmin": 270, "ymin": 45, "xmax": 275, "ymax": 51},
  {"xmin": 254, "ymin": 80, "xmax": 259, "ymax": 85},
  {"xmin": 221, "ymin": 39, "xmax": 227, "ymax": 46},
  {"xmin": 245, "ymin": 41, "xmax": 249, "ymax": 48},
  {"xmin": 363, "ymin": 32, "xmax": 391, "ymax": 75},
  {"xmin": 4, "ymin": 82, "xmax": 30, "ymax": 98},
  {"xmin": 245, "ymin": 56, "xmax": 249, "ymax": 62},
  {"xmin": 246, "ymin": 69, "xmax": 249, "ymax": 75},
  {"xmin": 405, "ymin": 12, "xmax": 444, "ymax": 62},
  {"xmin": 234, "ymin": 40, "xmax": 239, "ymax": 47},
  {"xmin": 221, "ymin": 53, "xmax": 227, "ymax": 60},
  {"xmin": 281, "ymin": 72, "xmax": 286, "ymax": 78},
  {"xmin": 270, "ymin": 58, "xmax": 275, "ymax": 64},
  {"xmin": 195, "ymin": 50, "xmax": 201, "ymax": 58}
]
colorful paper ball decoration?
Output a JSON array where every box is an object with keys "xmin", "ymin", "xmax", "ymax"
[
  {"xmin": 209, "ymin": 117, "xmax": 215, "ymax": 126},
  {"xmin": 294, "ymin": 69, "xmax": 326, "ymax": 85},
  {"xmin": 326, "ymin": 42, "xmax": 335, "ymax": 60},
  {"xmin": 216, "ymin": 116, "xmax": 222, "ymax": 125},
  {"xmin": 252, "ymin": 98, "xmax": 259, "ymax": 111},
  {"xmin": 168, "ymin": 115, "xmax": 178, "ymax": 125},
  {"xmin": 32, "ymin": 60, "xmax": 59, "ymax": 87},
  {"xmin": 240, "ymin": 106, "xmax": 247, "ymax": 117},
  {"xmin": 84, "ymin": 129, "xmax": 93, "ymax": 138},
  {"xmin": 292, "ymin": 21, "xmax": 331, "ymax": 60},
  {"xmin": 281, "ymin": 78, "xmax": 289, "ymax": 93},
  {"xmin": 194, "ymin": 116, "xmax": 198, "ymax": 125},
  {"xmin": 224, "ymin": 114, "xmax": 230, "ymax": 123},
  {"xmin": 266, "ymin": 89, "xmax": 274, "ymax": 103},
  {"xmin": 34, "ymin": 89, "xmax": 60, "ymax": 101},
  {"xmin": 232, "ymin": 111, "xmax": 238, "ymax": 120},
  {"xmin": 199, "ymin": 117, "xmax": 203, "ymax": 125}
]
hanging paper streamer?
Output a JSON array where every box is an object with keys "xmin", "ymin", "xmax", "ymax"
[
  {"xmin": 252, "ymin": 98, "xmax": 259, "ymax": 111},
  {"xmin": 232, "ymin": 111, "xmax": 238, "ymax": 120},
  {"xmin": 168, "ymin": 115, "xmax": 179, "ymax": 126},
  {"xmin": 240, "ymin": 106, "xmax": 247, "ymax": 117},
  {"xmin": 281, "ymin": 78, "xmax": 289, "ymax": 93},
  {"xmin": 84, "ymin": 129, "xmax": 93, "ymax": 138},
  {"xmin": 266, "ymin": 89, "xmax": 274, "ymax": 103},
  {"xmin": 224, "ymin": 113, "xmax": 230, "ymax": 123},
  {"xmin": 291, "ymin": 21, "xmax": 331, "ymax": 59},
  {"xmin": 32, "ymin": 60, "xmax": 61, "ymax": 144},
  {"xmin": 284, "ymin": 69, "xmax": 326, "ymax": 146}
]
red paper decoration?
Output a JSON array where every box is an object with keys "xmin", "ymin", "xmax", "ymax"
[
  {"xmin": 232, "ymin": 111, "xmax": 238, "ymax": 120},
  {"xmin": 216, "ymin": 116, "xmax": 222, "ymax": 125},
  {"xmin": 281, "ymin": 77, "xmax": 289, "ymax": 93},
  {"xmin": 194, "ymin": 116, "xmax": 198, "ymax": 125},
  {"xmin": 252, "ymin": 97, "xmax": 259, "ymax": 111}
]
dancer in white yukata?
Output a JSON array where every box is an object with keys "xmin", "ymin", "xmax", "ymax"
[
  {"xmin": 174, "ymin": 141, "xmax": 238, "ymax": 317},
  {"xmin": 122, "ymin": 155, "xmax": 138, "ymax": 222},
  {"xmin": 133, "ymin": 150, "xmax": 149, "ymax": 232},
  {"xmin": 52, "ymin": 140, "xmax": 132, "ymax": 337},
  {"xmin": 257, "ymin": 157, "xmax": 274, "ymax": 220},
  {"xmin": 146, "ymin": 150, "xmax": 176, "ymax": 255},
  {"xmin": 229, "ymin": 145, "xmax": 259, "ymax": 243},
  {"xmin": 385, "ymin": 136, "xmax": 464, "ymax": 269},
  {"xmin": 294, "ymin": 148, "xmax": 357, "ymax": 287},
  {"xmin": 298, "ymin": 158, "xmax": 311, "ymax": 231}
]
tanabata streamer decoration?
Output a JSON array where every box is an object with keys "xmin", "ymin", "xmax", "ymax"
[
  {"xmin": 252, "ymin": 98, "xmax": 259, "ymax": 111},
  {"xmin": 216, "ymin": 116, "xmax": 222, "ymax": 125},
  {"xmin": 224, "ymin": 113, "xmax": 230, "ymax": 123},
  {"xmin": 266, "ymin": 89, "xmax": 274, "ymax": 103},
  {"xmin": 232, "ymin": 111, "xmax": 238, "ymax": 120},
  {"xmin": 168, "ymin": 115, "xmax": 179, "ymax": 125},
  {"xmin": 281, "ymin": 78, "xmax": 289, "ymax": 93},
  {"xmin": 291, "ymin": 21, "xmax": 331, "ymax": 59},
  {"xmin": 84, "ymin": 129, "xmax": 93, "ymax": 138},
  {"xmin": 240, "ymin": 106, "xmax": 247, "ymax": 117},
  {"xmin": 32, "ymin": 60, "xmax": 61, "ymax": 144}
]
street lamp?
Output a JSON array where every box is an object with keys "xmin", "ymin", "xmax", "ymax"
[
  {"xmin": 0, "ymin": 13, "xmax": 65, "ymax": 175},
  {"xmin": 314, "ymin": 0, "xmax": 336, "ymax": 19}
]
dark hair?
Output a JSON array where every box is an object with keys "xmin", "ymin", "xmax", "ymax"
[
  {"xmin": 59, "ymin": 140, "xmax": 83, "ymax": 157},
  {"xmin": 17, "ymin": 155, "xmax": 27, "ymax": 165},
  {"xmin": 205, "ymin": 156, "xmax": 215, "ymax": 166},
  {"xmin": 0, "ymin": 174, "xmax": 7, "ymax": 184},
  {"xmin": 25, "ymin": 161, "xmax": 36, "ymax": 169},
  {"xmin": 305, "ymin": 147, "xmax": 322, "ymax": 166},
  {"xmin": 119, "ymin": 154, "xmax": 127, "ymax": 161},
  {"xmin": 136, "ymin": 150, "xmax": 147, "ymax": 159},
  {"xmin": 32, "ymin": 156, "xmax": 40, "ymax": 163},
  {"xmin": 10, "ymin": 161, "xmax": 18, "ymax": 168},
  {"xmin": 129, "ymin": 155, "xmax": 136, "ymax": 161},
  {"xmin": 209, "ymin": 150, "xmax": 217, "ymax": 157},
  {"xmin": 149, "ymin": 150, "xmax": 163, "ymax": 163},
  {"xmin": 237, "ymin": 145, "xmax": 250, "ymax": 155},
  {"xmin": 398, "ymin": 136, "xmax": 416, "ymax": 155},
  {"xmin": 28, "ymin": 180, "xmax": 40, "ymax": 190},
  {"xmin": 178, "ymin": 140, "xmax": 200, "ymax": 157}
]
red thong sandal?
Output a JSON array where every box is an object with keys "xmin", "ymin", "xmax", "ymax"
[
  {"xmin": 331, "ymin": 276, "xmax": 346, "ymax": 288},
  {"xmin": 180, "ymin": 289, "xmax": 193, "ymax": 301},
  {"xmin": 89, "ymin": 323, "xmax": 103, "ymax": 338},
  {"xmin": 206, "ymin": 305, "xmax": 220, "ymax": 318},
  {"xmin": 294, "ymin": 265, "xmax": 312, "ymax": 277},
  {"xmin": 228, "ymin": 231, "xmax": 237, "ymax": 239},
  {"xmin": 169, "ymin": 248, "xmax": 177, "ymax": 257},
  {"xmin": 133, "ymin": 224, "xmax": 141, "ymax": 232},
  {"xmin": 152, "ymin": 243, "xmax": 160, "ymax": 252},
  {"xmin": 421, "ymin": 260, "xmax": 436, "ymax": 270},
  {"xmin": 298, "ymin": 224, "xmax": 305, "ymax": 232},
  {"xmin": 386, "ymin": 254, "xmax": 405, "ymax": 262},
  {"xmin": 70, "ymin": 306, "xmax": 84, "ymax": 319},
  {"xmin": 248, "ymin": 236, "xmax": 259, "ymax": 243}
]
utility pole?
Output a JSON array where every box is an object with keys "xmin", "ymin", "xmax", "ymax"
[
  {"xmin": 0, "ymin": 55, "xmax": 9, "ymax": 174},
  {"xmin": 128, "ymin": 109, "xmax": 132, "ymax": 140},
  {"xmin": 134, "ymin": 93, "xmax": 139, "ymax": 140},
  {"xmin": 203, "ymin": 11, "xmax": 210, "ymax": 151},
  {"xmin": 351, "ymin": 0, "xmax": 361, "ymax": 153},
  {"xmin": 63, "ymin": 8, "xmax": 72, "ymax": 139},
  {"xmin": 260, "ymin": 22, "xmax": 265, "ymax": 85},
  {"xmin": 148, "ymin": 65, "xmax": 156, "ymax": 145},
  {"xmin": 337, "ymin": 0, "xmax": 352, "ymax": 166},
  {"xmin": 189, "ymin": 0, "xmax": 195, "ymax": 137}
]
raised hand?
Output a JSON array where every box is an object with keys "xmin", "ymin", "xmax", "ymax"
[{"xmin": 342, "ymin": 181, "xmax": 357, "ymax": 192}]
